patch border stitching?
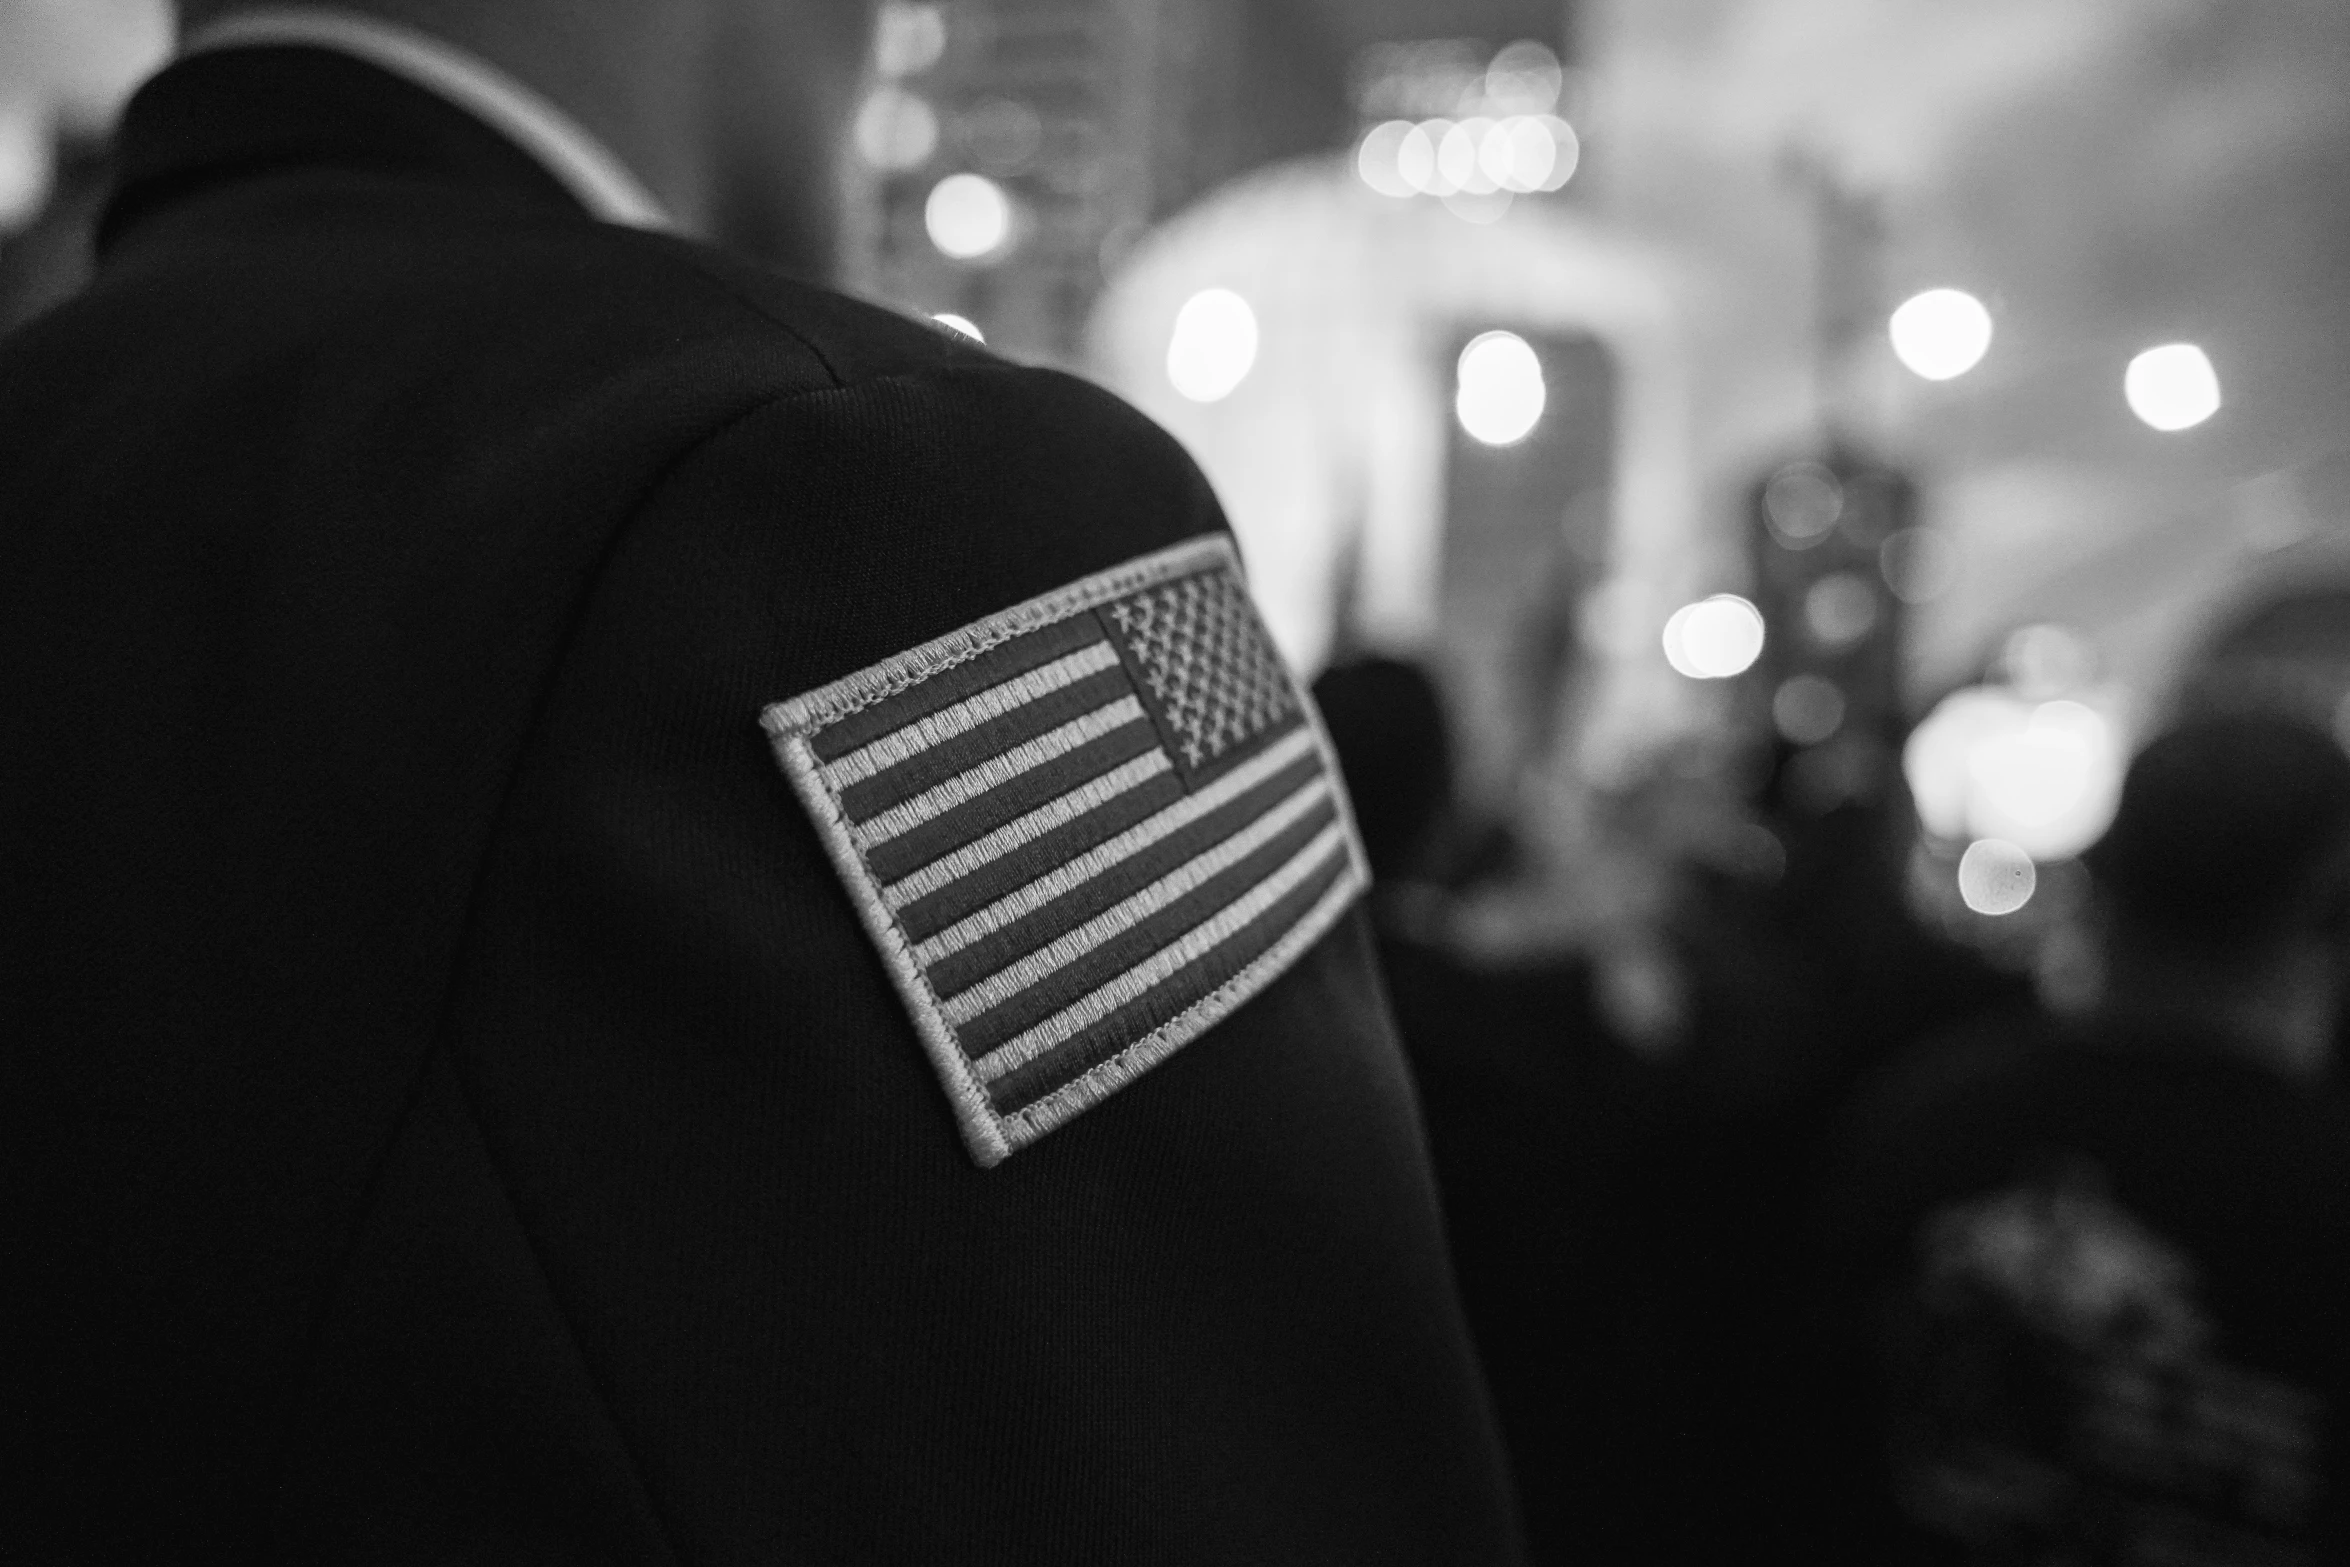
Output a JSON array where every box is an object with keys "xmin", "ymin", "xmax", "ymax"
[{"xmin": 760, "ymin": 534, "xmax": 1369, "ymax": 1167}]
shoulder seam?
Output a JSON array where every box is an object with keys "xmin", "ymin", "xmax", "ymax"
[{"xmin": 612, "ymin": 230, "xmax": 1020, "ymax": 394}]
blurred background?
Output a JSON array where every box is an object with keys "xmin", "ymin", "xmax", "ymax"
[
  {"xmin": 11, "ymin": 0, "xmax": 2350, "ymax": 1558},
  {"xmin": 11, "ymin": 0, "xmax": 2350, "ymax": 959}
]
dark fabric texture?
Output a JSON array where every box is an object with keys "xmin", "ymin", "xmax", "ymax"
[
  {"xmin": 0, "ymin": 48, "xmax": 1521, "ymax": 1565},
  {"xmin": 1378, "ymin": 935, "xmax": 1724, "ymax": 1566},
  {"xmin": 1810, "ymin": 1018, "xmax": 2350, "ymax": 1564}
]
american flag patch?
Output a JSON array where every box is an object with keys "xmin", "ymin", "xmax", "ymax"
[{"xmin": 762, "ymin": 536, "xmax": 1368, "ymax": 1166}]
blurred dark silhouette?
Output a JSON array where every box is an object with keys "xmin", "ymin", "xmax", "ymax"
[
  {"xmin": 1311, "ymin": 648, "xmax": 2050, "ymax": 1562},
  {"xmin": 1314, "ymin": 655, "xmax": 1720, "ymax": 1565},
  {"xmin": 1310, "ymin": 654, "xmax": 1456, "ymax": 882},
  {"xmin": 1811, "ymin": 713, "xmax": 2350, "ymax": 1564},
  {"xmin": 1645, "ymin": 746, "xmax": 2033, "ymax": 1555}
]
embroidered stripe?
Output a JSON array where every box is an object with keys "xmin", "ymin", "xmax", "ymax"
[
  {"xmin": 938, "ymin": 777, "xmax": 1334, "ymax": 1026},
  {"xmin": 863, "ymin": 721, "xmax": 1163, "ymax": 886},
  {"xmin": 951, "ymin": 799, "xmax": 1339, "ymax": 1052},
  {"xmin": 884, "ymin": 751, "xmax": 1174, "ymax": 911},
  {"xmin": 970, "ymin": 822, "xmax": 1350, "ymax": 1085},
  {"xmin": 821, "ymin": 641, "xmax": 1121, "ymax": 792},
  {"xmin": 908, "ymin": 727, "xmax": 1322, "ymax": 965},
  {"xmin": 893, "ymin": 770, "xmax": 1184, "ymax": 943},
  {"xmin": 837, "ymin": 667, "xmax": 1131, "ymax": 824},
  {"xmin": 808, "ymin": 611, "xmax": 1106, "ymax": 761},
  {"xmin": 916, "ymin": 763, "xmax": 1312, "ymax": 998},
  {"xmin": 850, "ymin": 697, "xmax": 1146, "ymax": 845},
  {"xmin": 989, "ymin": 863, "xmax": 1355, "ymax": 1117},
  {"xmin": 915, "ymin": 750, "xmax": 1321, "ymax": 995}
]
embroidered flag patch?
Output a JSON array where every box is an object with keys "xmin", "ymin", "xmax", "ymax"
[{"xmin": 762, "ymin": 535, "xmax": 1368, "ymax": 1166}]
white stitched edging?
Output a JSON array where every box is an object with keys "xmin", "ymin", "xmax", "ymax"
[
  {"xmin": 772, "ymin": 731, "xmax": 1012, "ymax": 1166},
  {"xmin": 766, "ymin": 534, "xmax": 1232, "ymax": 737}
]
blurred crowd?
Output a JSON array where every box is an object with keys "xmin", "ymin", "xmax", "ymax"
[{"xmin": 1315, "ymin": 647, "xmax": 2350, "ymax": 1564}]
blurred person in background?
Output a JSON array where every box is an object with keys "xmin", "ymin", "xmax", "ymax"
[
  {"xmin": 1810, "ymin": 713, "xmax": 2350, "ymax": 1563},
  {"xmin": 1314, "ymin": 653, "xmax": 1718, "ymax": 1565},
  {"xmin": 0, "ymin": 1, "xmax": 1525, "ymax": 1561},
  {"xmin": 1652, "ymin": 736, "xmax": 2036, "ymax": 1552}
]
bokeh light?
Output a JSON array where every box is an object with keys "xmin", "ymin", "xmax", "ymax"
[
  {"xmin": 1774, "ymin": 675, "xmax": 1846, "ymax": 745},
  {"xmin": 1663, "ymin": 595, "xmax": 1766, "ymax": 680},
  {"xmin": 1496, "ymin": 117, "xmax": 1554, "ymax": 191},
  {"xmin": 1803, "ymin": 572, "xmax": 1880, "ymax": 649},
  {"xmin": 1763, "ymin": 461, "xmax": 1843, "ymax": 548},
  {"xmin": 1455, "ymin": 331, "xmax": 1546, "ymax": 445},
  {"xmin": 1484, "ymin": 40, "xmax": 1564, "ymax": 111},
  {"xmin": 2124, "ymin": 343, "xmax": 2221, "ymax": 431},
  {"xmin": 1440, "ymin": 120, "xmax": 1495, "ymax": 194},
  {"xmin": 1880, "ymin": 528, "xmax": 1959, "ymax": 604},
  {"xmin": 1357, "ymin": 120, "xmax": 1415, "ymax": 197},
  {"xmin": 931, "ymin": 312, "xmax": 984, "ymax": 342},
  {"xmin": 1394, "ymin": 122, "xmax": 1438, "ymax": 193},
  {"xmin": 924, "ymin": 173, "xmax": 1012, "ymax": 260},
  {"xmin": 1958, "ymin": 838, "xmax": 2037, "ymax": 916},
  {"xmin": 1542, "ymin": 121, "xmax": 1579, "ymax": 191},
  {"xmin": 1968, "ymin": 700, "xmax": 2112, "ymax": 835},
  {"xmin": 874, "ymin": 1, "xmax": 947, "ymax": 77},
  {"xmin": 854, "ymin": 86, "xmax": 939, "ymax": 172},
  {"xmin": 1413, "ymin": 120, "xmax": 1460, "ymax": 195},
  {"xmin": 1888, "ymin": 288, "xmax": 1993, "ymax": 381},
  {"xmin": 1906, "ymin": 688, "xmax": 2124, "ymax": 861},
  {"xmin": 1166, "ymin": 288, "xmax": 1260, "ymax": 403}
]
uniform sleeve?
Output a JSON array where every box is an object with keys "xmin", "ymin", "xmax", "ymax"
[{"xmin": 395, "ymin": 362, "xmax": 1525, "ymax": 1563}]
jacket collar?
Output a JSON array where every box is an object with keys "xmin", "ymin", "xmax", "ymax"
[
  {"xmin": 179, "ymin": 9, "xmax": 668, "ymax": 229},
  {"xmin": 102, "ymin": 16, "xmax": 671, "ymax": 252}
]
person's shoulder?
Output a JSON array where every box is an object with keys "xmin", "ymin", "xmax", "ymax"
[
  {"xmin": 96, "ymin": 178, "xmax": 1155, "ymax": 453},
  {"xmin": 524, "ymin": 224, "xmax": 1210, "ymax": 526},
  {"xmin": 486, "ymin": 219, "xmax": 1144, "ymax": 427},
  {"xmin": 614, "ymin": 231, "xmax": 1000, "ymax": 389}
]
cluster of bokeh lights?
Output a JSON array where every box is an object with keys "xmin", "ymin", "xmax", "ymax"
[
  {"xmin": 1905, "ymin": 631, "xmax": 2127, "ymax": 917},
  {"xmin": 1357, "ymin": 116, "xmax": 1579, "ymax": 201}
]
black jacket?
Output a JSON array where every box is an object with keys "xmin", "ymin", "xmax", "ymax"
[
  {"xmin": 0, "ymin": 46, "xmax": 1519, "ymax": 1564},
  {"xmin": 1813, "ymin": 1018, "xmax": 2350, "ymax": 1563}
]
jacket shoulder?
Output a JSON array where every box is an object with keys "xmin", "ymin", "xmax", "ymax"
[{"xmin": 616, "ymin": 230, "xmax": 996, "ymax": 390}]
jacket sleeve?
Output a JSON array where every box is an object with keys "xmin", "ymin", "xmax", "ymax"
[{"xmin": 300, "ymin": 359, "xmax": 1527, "ymax": 1564}]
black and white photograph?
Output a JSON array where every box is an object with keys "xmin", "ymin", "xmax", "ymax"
[{"xmin": 6, "ymin": 1, "xmax": 2350, "ymax": 1561}]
